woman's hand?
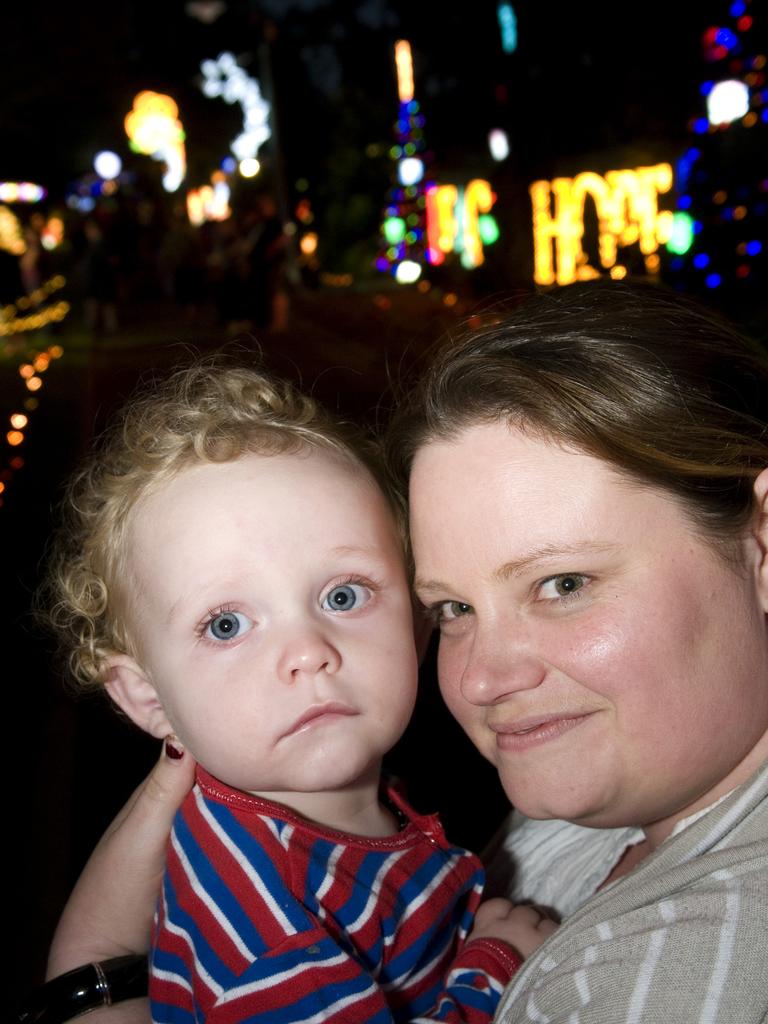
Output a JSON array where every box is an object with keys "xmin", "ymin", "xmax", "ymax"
[{"xmin": 46, "ymin": 737, "xmax": 195, "ymax": 980}]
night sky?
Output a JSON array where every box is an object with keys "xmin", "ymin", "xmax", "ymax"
[{"xmin": 2, "ymin": 1, "xmax": 729, "ymax": 193}]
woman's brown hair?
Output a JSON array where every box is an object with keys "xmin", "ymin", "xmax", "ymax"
[{"xmin": 387, "ymin": 280, "xmax": 768, "ymax": 549}]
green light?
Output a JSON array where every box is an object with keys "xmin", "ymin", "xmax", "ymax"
[
  {"xmin": 666, "ymin": 211, "xmax": 694, "ymax": 255},
  {"xmin": 478, "ymin": 214, "xmax": 500, "ymax": 245},
  {"xmin": 383, "ymin": 217, "xmax": 406, "ymax": 244},
  {"xmin": 405, "ymin": 230, "xmax": 417, "ymax": 244},
  {"xmin": 389, "ymin": 145, "xmax": 402, "ymax": 160},
  {"xmin": 406, "ymin": 213, "xmax": 419, "ymax": 226},
  {"xmin": 404, "ymin": 142, "xmax": 416, "ymax": 156}
]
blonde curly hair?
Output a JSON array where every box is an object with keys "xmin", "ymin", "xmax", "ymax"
[{"xmin": 45, "ymin": 361, "xmax": 394, "ymax": 692}]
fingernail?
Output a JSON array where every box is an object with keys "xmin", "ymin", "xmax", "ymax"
[{"xmin": 165, "ymin": 735, "xmax": 184, "ymax": 760}]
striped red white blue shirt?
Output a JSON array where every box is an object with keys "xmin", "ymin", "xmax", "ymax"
[{"xmin": 150, "ymin": 769, "xmax": 521, "ymax": 1023}]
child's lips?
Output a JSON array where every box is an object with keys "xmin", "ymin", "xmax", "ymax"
[{"xmin": 281, "ymin": 702, "xmax": 358, "ymax": 739}]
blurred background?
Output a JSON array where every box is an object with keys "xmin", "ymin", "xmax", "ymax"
[{"xmin": 3, "ymin": 0, "xmax": 766, "ymax": 993}]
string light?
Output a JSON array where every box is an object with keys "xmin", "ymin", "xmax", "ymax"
[
  {"xmin": 0, "ymin": 276, "xmax": 69, "ymax": 336},
  {"xmin": 378, "ymin": 40, "xmax": 429, "ymax": 278},
  {"xmin": 1, "ymin": 338, "xmax": 64, "ymax": 507},
  {"xmin": 200, "ymin": 52, "xmax": 271, "ymax": 162}
]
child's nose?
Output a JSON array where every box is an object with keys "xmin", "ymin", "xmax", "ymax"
[{"xmin": 277, "ymin": 628, "xmax": 342, "ymax": 682}]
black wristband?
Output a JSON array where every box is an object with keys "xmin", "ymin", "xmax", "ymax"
[{"xmin": 15, "ymin": 955, "xmax": 148, "ymax": 1023}]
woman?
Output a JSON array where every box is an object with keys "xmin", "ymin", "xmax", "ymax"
[{"xmin": 38, "ymin": 281, "xmax": 768, "ymax": 1022}]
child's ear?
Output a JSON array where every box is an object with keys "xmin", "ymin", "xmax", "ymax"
[
  {"xmin": 752, "ymin": 467, "xmax": 768, "ymax": 613},
  {"xmin": 104, "ymin": 654, "xmax": 174, "ymax": 739}
]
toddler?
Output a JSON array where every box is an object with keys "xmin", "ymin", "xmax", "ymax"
[{"xmin": 48, "ymin": 364, "xmax": 554, "ymax": 1023}]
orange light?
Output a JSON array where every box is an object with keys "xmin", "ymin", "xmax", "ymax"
[
  {"xmin": 7, "ymin": 430, "xmax": 24, "ymax": 446},
  {"xmin": 19, "ymin": 363, "xmax": 34, "ymax": 378},
  {"xmin": 33, "ymin": 353, "xmax": 51, "ymax": 372},
  {"xmin": 10, "ymin": 413, "xmax": 27, "ymax": 429},
  {"xmin": 49, "ymin": 345, "xmax": 64, "ymax": 358},
  {"xmin": 26, "ymin": 376, "xmax": 43, "ymax": 392},
  {"xmin": 299, "ymin": 232, "xmax": 318, "ymax": 256},
  {"xmin": 394, "ymin": 40, "xmax": 414, "ymax": 103}
]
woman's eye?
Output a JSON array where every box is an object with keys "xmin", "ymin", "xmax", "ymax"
[
  {"xmin": 322, "ymin": 583, "xmax": 371, "ymax": 612},
  {"xmin": 205, "ymin": 610, "xmax": 253, "ymax": 641},
  {"xmin": 538, "ymin": 574, "xmax": 589, "ymax": 601},
  {"xmin": 437, "ymin": 600, "xmax": 473, "ymax": 622}
]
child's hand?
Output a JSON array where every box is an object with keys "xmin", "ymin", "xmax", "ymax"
[{"xmin": 469, "ymin": 898, "xmax": 558, "ymax": 959}]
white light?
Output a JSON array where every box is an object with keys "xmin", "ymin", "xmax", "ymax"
[
  {"xmin": 94, "ymin": 151, "xmax": 122, "ymax": 180},
  {"xmin": 398, "ymin": 157, "xmax": 424, "ymax": 186},
  {"xmin": 200, "ymin": 52, "xmax": 271, "ymax": 161},
  {"xmin": 707, "ymin": 79, "xmax": 750, "ymax": 126},
  {"xmin": 238, "ymin": 158, "xmax": 260, "ymax": 178},
  {"xmin": 395, "ymin": 260, "xmax": 421, "ymax": 284},
  {"xmin": 488, "ymin": 129, "xmax": 509, "ymax": 161},
  {"xmin": 161, "ymin": 149, "xmax": 185, "ymax": 193}
]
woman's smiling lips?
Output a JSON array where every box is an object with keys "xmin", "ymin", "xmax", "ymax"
[
  {"xmin": 490, "ymin": 711, "xmax": 595, "ymax": 752},
  {"xmin": 281, "ymin": 702, "xmax": 359, "ymax": 740}
]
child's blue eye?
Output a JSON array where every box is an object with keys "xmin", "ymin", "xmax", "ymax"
[
  {"xmin": 206, "ymin": 610, "xmax": 253, "ymax": 641},
  {"xmin": 322, "ymin": 583, "xmax": 370, "ymax": 612}
]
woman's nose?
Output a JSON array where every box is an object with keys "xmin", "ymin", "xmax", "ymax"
[
  {"xmin": 277, "ymin": 627, "xmax": 342, "ymax": 682},
  {"xmin": 457, "ymin": 630, "xmax": 546, "ymax": 705}
]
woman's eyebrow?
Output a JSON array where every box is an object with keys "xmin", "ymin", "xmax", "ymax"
[
  {"xmin": 415, "ymin": 542, "xmax": 619, "ymax": 596},
  {"xmin": 492, "ymin": 542, "xmax": 619, "ymax": 582}
]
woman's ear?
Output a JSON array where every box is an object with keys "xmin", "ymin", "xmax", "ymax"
[
  {"xmin": 752, "ymin": 467, "xmax": 768, "ymax": 612},
  {"xmin": 104, "ymin": 654, "xmax": 174, "ymax": 740}
]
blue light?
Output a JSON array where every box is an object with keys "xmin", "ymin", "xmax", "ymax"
[
  {"xmin": 220, "ymin": 156, "xmax": 236, "ymax": 174},
  {"xmin": 678, "ymin": 195, "xmax": 693, "ymax": 210},
  {"xmin": 729, "ymin": 1, "xmax": 746, "ymax": 16},
  {"xmin": 497, "ymin": 3, "xmax": 518, "ymax": 54},
  {"xmin": 693, "ymin": 253, "xmax": 710, "ymax": 269},
  {"xmin": 745, "ymin": 241, "xmax": 762, "ymax": 256},
  {"xmin": 676, "ymin": 148, "xmax": 701, "ymax": 190},
  {"xmin": 670, "ymin": 257, "xmax": 684, "ymax": 271},
  {"xmin": 693, "ymin": 118, "xmax": 710, "ymax": 134},
  {"xmin": 705, "ymin": 273, "xmax": 722, "ymax": 288},
  {"xmin": 762, "ymin": 108, "xmax": 768, "ymax": 123},
  {"xmin": 715, "ymin": 28, "xmax": 737, "ymax": 49},
  {"xmin": 700, "ymin": 81, "xmax": 714, "ymax": 96},
  {"xmin": 694, "ymin": 220, "xmax": 703, "ymax": 234}
]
